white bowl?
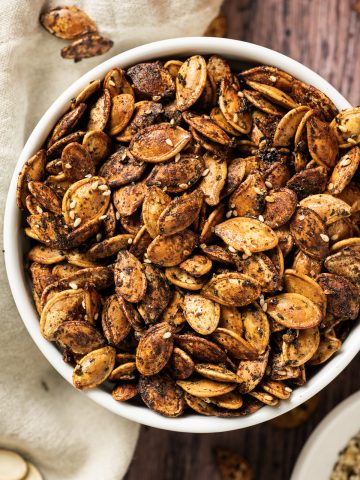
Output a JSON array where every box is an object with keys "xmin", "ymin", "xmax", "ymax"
[
  {"xmin": 4, "ymin": 37, "xmax": 359, "ymax": 433},
  {"xmin": 291, "ymin": 390, "xmax": 360, "ymax": 479}
]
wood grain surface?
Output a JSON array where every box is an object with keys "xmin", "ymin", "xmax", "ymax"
[{"xmin": 125, "ymin": 1, "xmax": 360, "ymax": 479}]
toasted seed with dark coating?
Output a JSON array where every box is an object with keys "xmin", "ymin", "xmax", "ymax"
[
  {"xmin": 287, "ymin": 166, "xmax": 328, "ymax": 200},
  {"xmin": 112, "ymin": 383, "xmax": 139, "ymax": 401},
  {"xmin": 99, "ymin": 147, "xmax": 146, "ymax": 188},
  {"xmin": 40, "ymin": 6, "xmax": 97, "ymax": 40},
  {"xmin": 267, "ymin": 293, "xmax": 323, "ymax": 329},
  {"xmin": 176, "ymin": 55, "xmax": 207, "ymax": 111},
  {"xmin": 158, "ymin": 189, "xmax": 204, "ymax": 235},
  {"xmin": 61, "ymin": 142, "xmax": 95, "ymax": 181},
  {"xmin": 262, "ymin": 187, "xmax": 297, "ymax": 229},
  {"xmin": 28, "ymin": 181, "xmax": 62, "ymax": 214},
  {"xmin": 317, "ymin": 273, "xmax": 359, "ymax": 320},
  {"xmin": 16, "ymin": 150, "xmax": 46, "ymax": 209},
  {"xmin": 101, "ymin": 294, "xmax": 131, "ymax": 346},
  {"xmin": 169, "ymin": 347, "xmax": 194, "ymax": 379},
  {"xmin": 147, "ymin": 229, "xmax": 197, "ymax": 266},
  {"xmin": 139, "ymin": 373, "xmax": 184, "ymax": 417},
  {"xmin": 54, "ymin": 319, "xmax": 105, "ymax": 354},
  {"xmin": 137, "ymin": 264, "xmax": 171, "ymax": 324},
  {"xmin": 136, "ymin": 322, "xmax": 174, "ymax": 375},
  {"xmin": 146, "ymin": 154, "xmax": 204, "ymax": 193},
  {"xmin": 61, "ymin": 34, "xmax": 113, "ymax": 62},
  {"xmin": 72, "ymin": 346, "xmax": 116, "ymax": 390},
  {"xmin": 129, "ymin": 123, "xmax": 191, "ymax": 163},
  {"xmin": 175, "ymin": 334, "xmax": 227, "ymax": 363},
  {"xmin": 114, "ymin": 250, "xmax": 147, "ymax": 303},
  {"xmin": 47, "ymin": 103, "xmax": 86, "ymax": 148},
  {"xmin": 127, "ymin": 62, "xmax": 175, "ymax": 100},
  {"xmin": 290, "ymin": 207, "xmax": 329, "ymax": 260}
]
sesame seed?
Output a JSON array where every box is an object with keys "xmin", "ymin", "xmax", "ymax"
[
  {"xmin": 243, "ymin": 246, "xmax": 252, "ymax": 257},
  {"xmin": 284, "ymin": 386, "xmax": 293, "ymax": 393},
  {"xmin": 347, "ymin": 137, "xmax": 358, "ymax": 145},
  {"xmin": 55, "ymin": 160, "xmax": 62, "ymax": 166},
  {"xmin": 84, "ymin": 314, "xmax": 88, "ymax": 321},
  {"xmin": 320, "ymin": 233, "xmax": 329, "ymax": 242},
  {"xmin": 226, "ymin": 210, "xmax": 233, "ymax": 218},
  {"xmin": 165, "ymin": 138, "xmax": 173, "ymax": 147},
  {"xmin": 179, "ymin": 183, "xmax": 188, "ymax": 189},
  {"xmin": 121, "ymin": 152, "xmax": 127, "ymax": 161},
  {"xmin": 237, "ymin": 91, "xmax": 243, "ymax": 97},
  {"xmin": 96, "ymin": 233, "xmax": 102, "ymax": 241},
  {"xmin": 230, "ymin": 203, "xmax": 235, "ymax": 209},
  {"xmin": 170, "ymin": 118, "xmax": 175, "ymax": 125},
  {"xmin": 65, "ymin": 163, "xmax": 72, "ymax": 169},
  {"xmin": 99, "ymin": 214, "xmax": 108, "ymax": 220},
  {"xmin": 128, "ymin": 238, "xmax": 133, "ymax": 244},
  {"xmin": 144, "ymin": 109, "xmax": 152, "ymax": 115},
  {"xmin": 152, "ymin": 95, "xmax": 161, "ymax": 101},
  {"xmin": 69, "ymin": 210, "xmax": 75, "ymax": 220},
  {"xmin": 162, "ymin": 186, "xmax": 168, "ymax": 192},
  {"xmin": 81, "ymin": 300, "xmax": 86, "ymax": 309},
  {"xmin": 258, "ymin": 215, "xmax": 265, "ymax": 222},
  {"xmin": 98, "ymin": 184, "xmax": 108, "ymax": 190},
  {"xmin": 228, "ymin": 246, "xmax": 237, "ymax": 253},
  {"xmin": 265, "ymin": 181, "xmax": 273, "ymax": 189},
  {"xmin": 69, "ymin": 282, "xmax": 78, "ymax": 290},
  {"xmin": 115, "ymin": 211, "xmax": 120, "ymax": 220},
  {"xmin": 102, "ymin": 190, "xmax": 111, "ymax": 196},
  {"xmin": 338, "ymin": 124, "xmax": 347, "ymax": 132},
  {"xmin": 202, "ymin": 168, "xmax": 210, "ymax": 177},
  {"xmin": 299, "ymin": 214, "xmax": 305, "ymax": 220},
  {"xmin": 233, "ymin": 113, "xmax": 239, "ymax": 123},
  {"xmin": 232, "ymin": 210, "xmax": 238, "ymax": 216},
  {"xmin": 203, "ymin": 114, "xmax": 210, "ymax": 119},
  {"xmin": 84, "ymin": 174, "xmax": 92, "ymax": 178},
  {"xmin": 254, "ymin": 187, "xmax": 262, "ymax": 195},
  {"xmin": 70, "ymin": 201, "xmax": 76, "ymax": 209},
  {"xmin": 175, "ymin": 153, "xmax": 181, "ymax": 162},
  {"xmin": 144, "ymin": 258, "xmax": 152, "ymax": 264},
  {"xmin": 331, "ymin": 234, "xmax": 339, "ymax": 241},
  {"xmin": 163, "ymin": 332, "xmax": 172, "ymax": 339},
  {"xmin": 265, "ymin": 196, "xmax": 275, "ymax": 203},
  {"xmin": 94, "ymin": 313, "xmax": 99, "ymax": 320},
  {"xmin": 200, "ymin": 243, "xmax": 207, "ymax": 249},
  {"xmin": 262, "ymin": 303, "xmax": 268, "ymax": 312},
  {"xmin": 92, "ymin": 181, "xmax": 99, "ymax": 189},
  {"xmin": 259, "ymin": 296, "xmax": 265, "ymax": 306},
  {"xmin": 264, "ymin": 394, "xmax": 273, "ymax": 401},
  {"xmin": 340, "ymin": 157, "xmax": 352, "ymax": 167},
  {"xmin": 36, "ymin": 206, "xmax": 43, "ymax": 214},
  {"xmin": 73, "ymin": 217, "xmax": 82, "ymax": 228},
  {"xmin": 269, "ymin": 75, "xmax": 277, "ymax": 82},
  {"xmin": 328, "ymin": 183, "xmax": 334, "ymax": 191}
]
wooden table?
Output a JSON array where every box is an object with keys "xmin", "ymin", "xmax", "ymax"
[{"xmin": 125, "ymin": 1, "xmax": 360, "ymax": 478}]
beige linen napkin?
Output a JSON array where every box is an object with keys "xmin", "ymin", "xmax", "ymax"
[{"xmin": 0, "ymin": 1, "xmax": 221, "ymax": 479}]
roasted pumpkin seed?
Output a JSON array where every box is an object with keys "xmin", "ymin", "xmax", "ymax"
[
  {"xmin": 267, "ymin": 293, "xmax": 322, "ymax": 329},
  {"xmin": 72, "ymin": 346, "xmax": 116, "ymax": 390},
  {"xmin": 136, "ymin": 322, "xmax": 174, "ymax": 375}
]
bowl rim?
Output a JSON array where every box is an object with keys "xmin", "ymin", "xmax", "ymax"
[
  {"xmin": 290, "ymin": 389, "xmax": 360, "ymax": 480},
  {"xmin": 4, "ymin": 36, "xmax": 359, "ymax": 433}
]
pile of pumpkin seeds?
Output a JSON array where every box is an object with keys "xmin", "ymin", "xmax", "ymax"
[{"xmin": 17, "ymin": 53, "xmax": 360, "ymax": 417}]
